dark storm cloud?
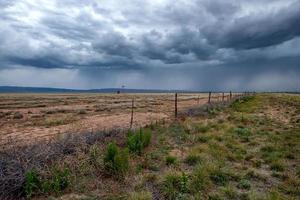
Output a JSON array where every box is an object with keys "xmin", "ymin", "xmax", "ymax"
[
  {"xmin": 0, "ymin": 0, "xmax": 300, "ymax": 90},
  {"xmin": 204, "ymin": 1, "xmax": 300, "ymax": 49}
]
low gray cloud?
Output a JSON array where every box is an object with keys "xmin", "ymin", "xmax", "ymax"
[{"xmin": 0, "ymin": 0, "xmax": 299, "ymax": 91}]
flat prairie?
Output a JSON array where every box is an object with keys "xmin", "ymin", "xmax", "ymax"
[
  {"xmin": 0, "ymin": 93, "xmax": 223, "ymax": 147},
  {"xmin": 1, "ymin": 93, "xmax": 299, "ymax": 200}
]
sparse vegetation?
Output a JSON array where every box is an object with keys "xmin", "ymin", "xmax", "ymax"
[{"xmin": 1, "ymin": 93, "xmax": 300, "ymax": 199}]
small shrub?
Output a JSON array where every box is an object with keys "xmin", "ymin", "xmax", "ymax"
[
  {"xmin": 165, "ymin": 156, "xmax": 177, "ymax": 166},
  {"xmin": 127, "ymin": 129, "xmax": 152, "ymax": 154},
  {"xmin": 23, "ymin": 169, "xmax": 40, "ymax": 198},
  {"xmin": 103, "ymin": 142, "xmax": 129, "ymax": 176},
  {"xmin": 185, "ymin": 154, "xmax": 201, "ymax": 166}
]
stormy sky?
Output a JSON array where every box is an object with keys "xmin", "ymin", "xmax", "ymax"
[{"xmin": 0, "ymin": 0, "xmax": 300, "ymax": 91}]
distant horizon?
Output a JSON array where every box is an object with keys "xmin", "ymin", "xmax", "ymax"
[{"xmin": 0, "ymin": 85, "xmax": 299, "ymax": 93}]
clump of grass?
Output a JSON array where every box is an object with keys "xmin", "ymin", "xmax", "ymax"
[
  {"xmin": 260, "ymin": 145, "xmax": 284, "ymax": 163},
  {"xmin": 279, "ymin": 177, "xmax": 300, "ymax": 196},
  {"xmin": 44, "ymin": 117, "xmax": 71, "ymax": 127},
  {"xmin": 127, "ymin": 128, "xmax": 152, "ymax": 154},
  {"xmin": 195, "ymin": 124, "xmax": 210, "ymax": 133},
  {"xmin": 237, "ymin": 179, "xmax": 251, "ymax": 190},
  {"xmin": 23, "ymin": 167, "xmax": 71, "ymax": 197},
  {"xmin": 161, "ymin": 172, "xmax": 189, "ymax": 199},
  {"xmin": 222, "ymin": 186, "xmax": 239, "ymax": 199},
  {"xmin": 196, "ymin": 135, "xmax": 210, "ymax": 143},
  {"xmin": 168, "ymin": 123, "xmax": 189, "ymax": 144},
  {"xmin": 270, "ymin": 160, "xmax": 285, "ymax": 172},
  {"xmin": 189, "ymin": 164, "xmax": 211, "ymax": 192},
  {"xmin": 42, "ymin": 167, "xmax": 71, "ymax": 195},
  {"xmin": 89, "ymin": 144, "xmax": 102, "ymax": 167},
  {"xmin": 234, "ymin": 127, "xmax": 251, "ymax": 142},
  {"xmin": 23, "ymin": 169, "xmax": 40, "ymax": 198},
  {"xmin": 209, "ymin": 168, "xmax": 230, "ymax": 186},
  {"xmin": 165, "ymin": 155, "xmax": 177, "ymax": 166},
  {"xmin": 184, "ymin": 154, "xmax": 201, "ymax": 166},
  {"xmin": 230, "ymin": 96, "xmax": 256, "ymax": 113},
  {"xmin": 103, "ymin": 142, "xmax": 129, "ymax": 177}
]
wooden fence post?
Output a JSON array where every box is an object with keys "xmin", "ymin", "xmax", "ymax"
[
  {"xmin": 230, "ymin": 91, "xmax": 232, "ymax": 100},
  {"xmin": 222, "ymin": 92, "xmax": 224, "ymax": 102},
  {"xmin": 175, "ymin": 93, "xmax": 178, "ymax": 119},
  {"xmin": 208, "ymin": 92, "xmax": 211, "ymax": 104},
  {"xmin": 130, "ymin": 98, "xmax": 134, "ymax": 128}
]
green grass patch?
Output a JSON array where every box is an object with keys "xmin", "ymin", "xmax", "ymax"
[
  {"xmin": 127, "ymin": 128, "xmax": 152, "ymax": 154},
  {"xmin": 103, "ymin": 142, "xmax": 129, "ymax": 177}
]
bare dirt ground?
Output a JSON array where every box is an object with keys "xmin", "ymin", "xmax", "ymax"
[{"xmin": 0, "ymin": 93, "xmax": 227, "ymax": 147}]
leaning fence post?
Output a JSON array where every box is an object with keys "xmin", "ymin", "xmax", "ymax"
[
  {"xmin": 208, "ymin": 92, "xmax": 211, "ymax": 104},
  {"xmin": 130, "ymin": 98, "xmax": 134, "ymax": 128},
  {"xmin": 175, "ymin": 93, "xmax": 178, "ymax": 119}
]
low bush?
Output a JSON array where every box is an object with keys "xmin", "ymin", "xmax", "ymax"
[
  {"xmin": 103, "ymin": 142, "xmax": 129, "ymax": 177},
  {"xmin": 127, "ymin": 128, "xmax": 152, "ymax": 154}
]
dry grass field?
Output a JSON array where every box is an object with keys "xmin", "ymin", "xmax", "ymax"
[
  {"xmin": 1, "ymin": 93, "xmax": 299, "ymax": 200},
  {"xmin": 0, "ymin": 93, "xmax": 225, "ymax": 147}
]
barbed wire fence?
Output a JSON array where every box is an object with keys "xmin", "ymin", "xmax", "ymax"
[{"xmin": 0, "ymin": 91, "xmax": 255, "ymax": 148}]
